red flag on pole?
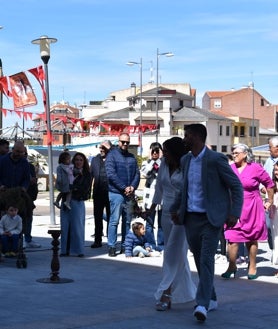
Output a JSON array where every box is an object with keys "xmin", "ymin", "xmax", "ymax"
[
  {"xmin": 28, "ymin": 66, "xmax": 46, "ymax": 102},
  {"xmin": 0, "ymin": 76, "xmax": 12, "ymax": 97},
  {"xmin": 9, "ymin": 72, "xmax": 37, "ymax": 109}
]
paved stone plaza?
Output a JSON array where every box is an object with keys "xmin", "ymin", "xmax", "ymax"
[{"xmin": 0, "ymin": 192, "xmax": 277, "ymax": 329}]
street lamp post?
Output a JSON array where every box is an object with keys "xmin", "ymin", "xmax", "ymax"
[
  {"xmin": 31, "ymin": 35, "xmax": 57, "ymax": 226},
  {"xmin": 249, "ymin": 81, "xmax": 255, "ymax": 147},
  {"xmin": 126, "ymin": 58, "xmax": 143, "ymax": 156},
  {"xmin": 156, "ymin": 48, "xmax": 174, "ymax": 142}
]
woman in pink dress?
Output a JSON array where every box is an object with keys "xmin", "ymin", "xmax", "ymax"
[{"xmin": 222, "ymin": 143, "xmax": 274, "ymax": 280}]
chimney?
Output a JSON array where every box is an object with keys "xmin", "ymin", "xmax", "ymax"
[{"xmin": 131, "ymin": 82, "xmax": 136, "ymax": 96}]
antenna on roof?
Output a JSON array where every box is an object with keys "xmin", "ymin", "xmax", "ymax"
[
  {"xmin": 249, "ymin": 71, "xmax": 254, "ymax": 88},
  {"xmin": 149, "ymin": 60, "xmax": 154, "ymax": 84}
]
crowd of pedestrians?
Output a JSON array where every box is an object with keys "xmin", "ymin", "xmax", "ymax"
[{"xmin": 1, "ymin": 125, "xmax": 278, "ymax": 324}]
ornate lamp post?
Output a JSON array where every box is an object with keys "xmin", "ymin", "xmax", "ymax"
[
  {"xmin": 155, "ymin": 49, "xmax": 174, "ymax": 142},
  {"xmin": 126, "ymin": 58, "xmax": 143, "ymax": 156},
  {"xmin": 31, "ymin": 35, "xmax": 57, "ymax": 225}
]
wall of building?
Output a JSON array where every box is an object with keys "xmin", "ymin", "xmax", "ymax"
[{"xmin": 220, "ymin": 88, "xmax": 275, "ymax": 131}]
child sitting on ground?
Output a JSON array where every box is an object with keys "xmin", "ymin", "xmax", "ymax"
[
  {"xmin": 0, "ymin": 204, "xmax": 22, "ymax": 257},
  {"xmin": 125, "ymin": 218, "xmax": 161, "ymax": 258}
]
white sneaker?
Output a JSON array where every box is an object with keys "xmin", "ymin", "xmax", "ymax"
[
  {"xmin": 25, "ymin": 241, "xmax": 41, "ymax": 248},
  {"xmin": 138, "ymin": 252, "xmax": 145, "ymax": 258},
  {"xmin": 149, "ymin": 251, "xmax": 161, "ymax": 257},
  {"xmin": 193, "ymin": 305, "xmax": 207, "ymax": 322},
  {"xmin": 208, "ymin": 300, "xmax": 218, "ymax": 312},
  {"xmin": 215, "ymin": 254, "xmax": 227, "ymax": 264}
]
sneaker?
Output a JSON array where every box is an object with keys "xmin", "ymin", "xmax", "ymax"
[
  {"xmin": 25, "ymin": 241, "xmax": 41, "ymax": 248},
  {"xmin": 108, "ymin": 247, "xmax": 117, "ymax": 257},
  {"xmin": 236, "ymin": 256, "xmax": 246, "ymax": 265},
  {"xmin": 138, "ymin": 252, "xmax": 145, "ymax": 258},
  {"xmin": 193, "ymin": 305, "xmax": 207, "ymax": 322},
  {"xmin": 215, "ymin": 254, "xmax": 227, "ymax": 264},
  {"xmin": 149, "ymin": 251, "xmax": 161, "ymax": 257},
  {"xmin": 9, "ymin": 252, "xmax": 17, "ymax": 257},
  {"xmin": 208, "ymin": 300, "xmax": 218, "ymax": 312}
]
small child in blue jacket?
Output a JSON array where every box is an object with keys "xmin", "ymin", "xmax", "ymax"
[{"xmin": 125, "ymin": 219, "xmax": 160, "ymax": 258}]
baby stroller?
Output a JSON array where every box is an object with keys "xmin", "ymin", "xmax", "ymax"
[{"xmin": 0, "ymin": 187, "xmax": 33, "ymax": 268}]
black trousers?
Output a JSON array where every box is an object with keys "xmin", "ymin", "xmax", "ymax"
[{"xmin": 93, "ymin": 191, "xmax": 110, "ymax": 244}]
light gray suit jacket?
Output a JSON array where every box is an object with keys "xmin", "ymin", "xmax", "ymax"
[{"xmin": 171, "ymin": 147, "xmax": 243, "ymax": 227}]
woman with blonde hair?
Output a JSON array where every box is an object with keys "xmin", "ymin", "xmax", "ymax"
[{"xmin": 222, "ymin": 143, "xmax": 274, "ymax": 280}]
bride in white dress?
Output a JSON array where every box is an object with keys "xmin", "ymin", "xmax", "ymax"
[{"xmin": 148, "ymin": 137, "xmax": 196, "ymax": 311}]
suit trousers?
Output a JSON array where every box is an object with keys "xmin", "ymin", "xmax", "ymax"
[
  {"xmin": 93, "ymin": 191, "xmax": 110, "ymax": 244},
  {"xmin": 185, "ymin": 212, "xmax": 221, "ymax": 308}
]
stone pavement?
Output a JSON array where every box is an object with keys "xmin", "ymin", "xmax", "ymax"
[{"xmin": 1, "ymin": 192, "xmax": 278, "ymax": 329}]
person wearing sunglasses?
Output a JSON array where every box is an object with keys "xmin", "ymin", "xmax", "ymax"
[{"xmin": 105, "ymin": 133, "xmax": 140, "ymax": 257}]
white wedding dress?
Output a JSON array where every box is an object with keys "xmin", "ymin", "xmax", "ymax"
[{"xmin": 153, "ymin": 158, "xmax": 196, "ymax": 303}]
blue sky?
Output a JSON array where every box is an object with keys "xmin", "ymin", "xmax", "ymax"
[{"xmin": 1, "ymin": 0, "xmax": 278, "ymax": 129}]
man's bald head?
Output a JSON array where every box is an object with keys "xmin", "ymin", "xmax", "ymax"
[{"xmin": 11, "ymin": 141, "xmax": 25, "ymax": 161}]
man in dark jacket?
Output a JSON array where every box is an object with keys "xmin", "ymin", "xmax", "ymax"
[
  {"xmin": 0, "ymin": 141, "xmax": 36, "ymax": 248},
  {"xmin": 24, "ymin": 147, "xmax": 40, "ymax": 248},
  {"xmin": 90, "ymin": 140, "xmax": 112, "ymax": 248},
  {"xmin": 105, "ymin": 133, "xmax": 140, "ymax": 257},
  {"xmin": 0, "ymin": 141, "xmax": 30, "ymax": 190}
]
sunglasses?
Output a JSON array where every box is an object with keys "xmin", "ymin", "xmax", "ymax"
[{"xmin": 120, "ymin": 140, "xmax": 130, "ymax": 145}]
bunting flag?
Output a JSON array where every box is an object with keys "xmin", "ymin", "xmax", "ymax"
[
  {"xmin": 0, "ymin": 63, "xmax": 158, "ymax": 140},
  {"xmin": 0, "ymin": 76, "xmax": 12, "ymax": 97},
  {"xmin": 0, "ymin": 107, "xmax": 34, "ymax": 120},
  {"xmin": 28, "ymin": 66, "xmax": 46, "ymax": 102},
  {"xmin": 9, "ymin": 72, "xmax": 37, "ymax": 109}
]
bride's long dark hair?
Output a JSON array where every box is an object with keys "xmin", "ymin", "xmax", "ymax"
[{"xmin": 163, "ymin": 137, "xmax": 187, "ymax": 175}]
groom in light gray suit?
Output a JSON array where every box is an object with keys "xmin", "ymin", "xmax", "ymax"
[{"xmin": 171, "ymin": 124, "xmax": 243, "ymax": 322}]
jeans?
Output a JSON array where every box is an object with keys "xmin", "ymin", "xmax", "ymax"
[
  {"xmin": 1, "ymin": 234, "xmax": 20, "ymax": 253},
  {"xmin": 133, "ymin": 245, "xmax": 150, "ymax": 257},
  {"xmin": 145, "ymin": 208, "xmax": 164, "ymax": 251},
  {"xmin": 60, "ymin": 199, "xmax": 85, "ymax": 255},
  {"xmin": 107, "ymin": 192, "xmax": 133, "ymax": 248}
]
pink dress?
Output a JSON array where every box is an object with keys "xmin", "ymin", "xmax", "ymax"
[{"xmin": 225, "ymin": 162, "xmax": 274, "ymax": 242}]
